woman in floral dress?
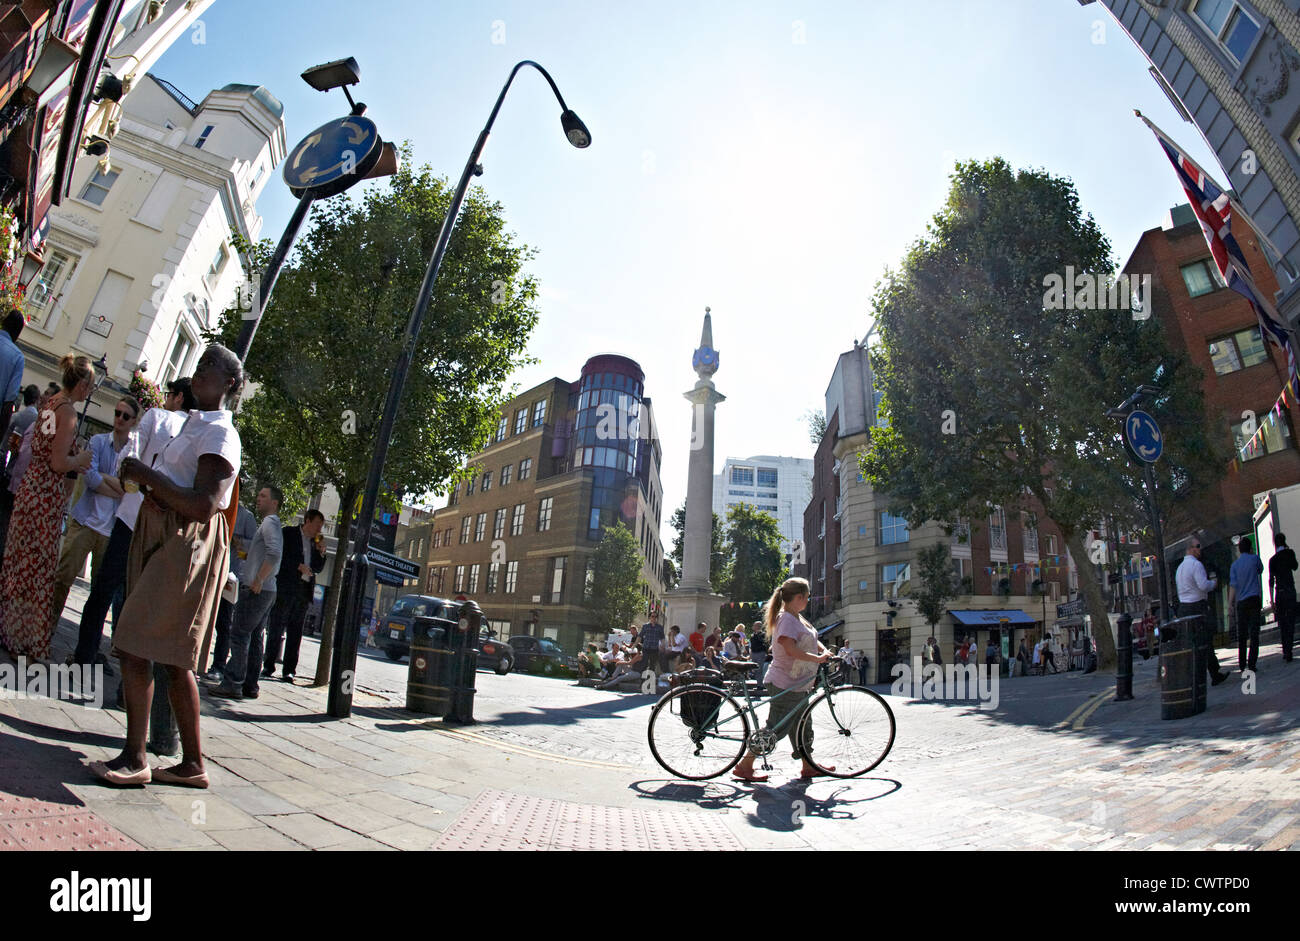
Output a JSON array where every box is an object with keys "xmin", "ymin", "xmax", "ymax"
[{"xmin": 0, "ymin": 355, "xmax": 93, "ymax": 660}]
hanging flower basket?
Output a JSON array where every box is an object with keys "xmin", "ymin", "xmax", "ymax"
[
  {"xmin": 129, "ymin": 370, "xmax": 164, "ymax": 410},
  {"xmin": 0, "ymin": 206, "xmax": 26, "ymax": 319}
]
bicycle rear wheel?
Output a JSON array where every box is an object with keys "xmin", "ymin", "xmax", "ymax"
[
  {"xmin": 647, "ymin": 685, "xmax": 750, "ymax": 780},
  {"xmin": 797, "ymin": 686, "xmax": 895, "ymax": 778}
]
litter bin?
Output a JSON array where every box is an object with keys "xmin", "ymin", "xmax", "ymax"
[
  {"xmin": 406, "ymin": 614, "xmax": 456, "ymax": 715},
  {"xmin": 1158, "ymin": 615, "xmax": 1205, "ymax": 720},
  {"xmin": 445, "ymin": 601, "xmax": 482, "ymax": 723}
]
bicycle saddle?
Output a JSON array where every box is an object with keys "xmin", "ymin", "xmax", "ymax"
[{"xmin": 721, "ymin": 660, "xmax": 760, "ymax": 673}]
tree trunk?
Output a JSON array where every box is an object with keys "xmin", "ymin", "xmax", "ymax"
[
  {"xmin": 312, "ymin": 482, "xmax": 357, "ymax": 687},
  {"xmin": 1065, "ymin": 528, "xmax": 1117, "ymax": 671}
]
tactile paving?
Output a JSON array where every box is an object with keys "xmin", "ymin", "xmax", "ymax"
[
  {"xmin": 1, "ymin": 812, "xmax": 139, "ymax": 850},
  {"xmin": 433, "ymin": 788, "xmax": 743, "ymax": 851}
]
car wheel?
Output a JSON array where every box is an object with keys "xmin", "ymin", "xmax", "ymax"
[
  {"xmin": 541, "ymin": 660, "xmax": 555, "ymax": 676},
  {"xmin": 495, "ymin": 656, "xmax": 512, "ymax": 675},
  {"xmin": 384, "ymin": 647, "xmax": 404, "ymax": 661}
]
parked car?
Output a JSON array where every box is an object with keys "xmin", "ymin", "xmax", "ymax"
[
  {"xmin": 508, "ymin": 635, "xmax": 576, "ymax": 676},
  {"xmin": 478, "ymin": 632, "xmax": 515, "ymax": 675},
  {"xmin": 380, "ymin": 595, "xmax": 449, "ymax": 661}
]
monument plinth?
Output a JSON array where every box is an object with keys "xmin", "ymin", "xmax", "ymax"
[{"xmin": 665, "ymin": 308, "xmax": 727, "ymax": 636}]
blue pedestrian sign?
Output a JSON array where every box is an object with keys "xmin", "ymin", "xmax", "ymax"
[
  {"xmin": 283, "ymin": 115, "xmax": 381, "ymax": 197},
  {"xmin": 1124, "ymin": 409, "xmax": 1163, "ymax": 463}
]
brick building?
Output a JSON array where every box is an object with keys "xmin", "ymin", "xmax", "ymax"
[
  {"xmin": 1120, "ymin": 203, "xmax": 1300, "ymax": 589},
  {"xmin": 407, "ymin": 355, "xmax": 667, "ymax": 654}
]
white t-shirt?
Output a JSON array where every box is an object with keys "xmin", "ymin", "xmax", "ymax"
[
  {"xmin": 669, "ymin": 632, "xmax": 688, "ymax": 653},
  {"xmin": 155, "ymin": 409, "xmax": 242, "ymax": 510},
  {"xmin": 116, "ymin": 408, "xmax": 187, "ymax": 530}
]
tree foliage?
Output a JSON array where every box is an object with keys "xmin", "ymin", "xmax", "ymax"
[
  {"xmin": 211, "ymin": 144, "xmax": 540, "ymax": 683},
  {"xmin": 587, "ymin": 521, "xmax": 647, "ymax": 634},
  {"xmin": 860, "ymin": 158, "xmax": 1225, "ymax": 669},
  {"xmin": 720, "ymin": 503, "xmax": 786, "ymax": 607},
  {"xmin": 911, "ymin": 543, "xmax": 960, "ymax": 631}
]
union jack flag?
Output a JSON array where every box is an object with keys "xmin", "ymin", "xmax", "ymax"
[{"xmin": 1145, "ymin": 122, "xmax": 1298, "ymax": 389}]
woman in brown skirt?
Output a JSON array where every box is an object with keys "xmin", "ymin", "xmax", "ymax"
[{"xmin": 90, "ymin": 346, "xmax": 243, "ymax": 789}]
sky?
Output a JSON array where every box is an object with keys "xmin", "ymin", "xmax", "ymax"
[{"xmin": 154, "ymin": 0, "xmax": 1225, "ymax": 545}]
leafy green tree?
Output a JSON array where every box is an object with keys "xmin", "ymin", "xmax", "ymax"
[
  {"xmin": 803, "ymin": 408, "xmax": 827, "ymax": 446},
  {"xmin": 587, "ymin": 521, "xmax": 647, "ymax": 635},
  {"xmin": 911, "ymin": 543, "xmax": 960, "ymax": 634},
  {"xmin": 211, "ymin": 145, "xmax": 540, "ymax": 685},
  {"xmin": 669, "ymin": 502, "xmax": 727, "ymax": 588},
  {"xmin": 861, "ymin": 158, "xmax": 1224, "ymax": 670},
  {"xmin": 720, "ymin": 503, "xmax": 785, "ymax": 622}
]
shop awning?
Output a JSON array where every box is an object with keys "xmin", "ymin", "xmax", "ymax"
[
  {"xmin": 949, "ymin": 610, "xmax": 1036, "ymax": 626},
  {"xmin": 817, "ymin": 619, "xmax": 845, "ymax": 636}
]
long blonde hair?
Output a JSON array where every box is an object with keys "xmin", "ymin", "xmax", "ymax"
[{"xmin": 765, "ymin": 577, "xmax": 810, "ymax": 634}]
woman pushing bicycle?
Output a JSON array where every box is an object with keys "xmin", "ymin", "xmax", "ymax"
[{"xmin": 732, "ymin": 577, "xmax": 833, "ymax": 782}]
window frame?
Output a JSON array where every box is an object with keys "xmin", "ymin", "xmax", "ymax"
[
  {"xmin": 514, "ymin": 407, "xmax": 528, "ymax": 435},
  {"xmin": 500, "ymin": 463, "xmax": 512, "ymax": 487},
  {"xmin": 537, "ymin": 496, "xmax": 554, "ymax": 532},
  {"xmin": 1179, "ymin": 258, "xmax": 1226, "ymax": 299},
  {"xmin": 1186, "ymin": 0, "xmax": 1263, "ymax": 68},
  {"xmin": 78, "ymin": 167, "xmax": 120, "ymax": 207},
  {"xmin": 475, "ymin": 512, "xmax": 487, "ymax": 542},
  {"xmin": 511, "ymin": 503, "xmax": 525, "ymax": 537},
  {"xmin": 532, "ymin": 399, "xmax": 547, "ymax": 428}
]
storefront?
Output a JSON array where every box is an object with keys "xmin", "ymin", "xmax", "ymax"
[{"xmin": 949, "ymin": 609, "xmax": 1037, "ymax": 668}]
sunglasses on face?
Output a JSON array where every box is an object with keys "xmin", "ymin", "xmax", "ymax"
[{"xmin": 114, "ymin": 410, "xmax": 135, "ymax": 420}]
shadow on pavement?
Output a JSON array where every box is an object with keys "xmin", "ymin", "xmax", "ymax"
[
  {"xmin": 0, "ymin": 729, "xmax": 103, "ymax": 806},
  {"xmin": 628, "ymin": 775, "xmax": 901, "ymax": 831}
]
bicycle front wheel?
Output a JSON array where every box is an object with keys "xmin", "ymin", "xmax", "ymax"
[
  {"xmin": 648, "ymin": 684, "xmax": 750, "ymax": 780},
  {"xmin": 797, "ymin": 686, "xmax": 895, "ymax": 778}
]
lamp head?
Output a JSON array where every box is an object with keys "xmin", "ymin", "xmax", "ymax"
[
  {"xmin": 560, "ymin": 109, "xmax": 591, "ymax": 148},
  {"xmin": 301, "ymin": 56, "xmax": 361, "ymax": 92}
]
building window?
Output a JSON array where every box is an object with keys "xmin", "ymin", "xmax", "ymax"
[
  {"xmin": 487, "ymin": 563, "xmax": 499, "ymax": 593},
  {"xmin": 161, "ymin": 328, "xmax": 194, "ymax": 385},
  {"xmin": 878, "ymin": 562, "xmax": 910, "ymax": 602},
  {"xmin": 511, "ymin": 504, "xmax": 525, "ymax": 536},
  {"xmin": 500, "ymin": 463, "xmax": 512, "ymax": 487},
  {"xmin": 519, "ymin": 458, "xmax": 532, "ymax": 480},
  {"xmin": 1047, "ymin": 535, "xmax": 1058, "ymax": 556},
  {"xmin": 1180, "ymin": 259, "xmax": 1225, "ymax": 298},
  {"xmin": 460, "ymin": 516, "xmax": 472, "ymax": 544},
  {"xmin": 454, "ymin": 565, "xmax": 467, "ymax": 592},
  {"xmin": 29, "ymin": 250, "xmax": 76, "ymax": 313},
  {"xmin": 532, "ymin": 399, "xmax": 547, "ymax": 427},
  {"xmin": 989, "ymin": 506, "xmax": 1007, "ymax": 554},
  {"xmin": 1024, "ymin": 524, "xmax": 1039, "ymax": 556},
  {"xmin": 584, "ymin": 558, "xmax": 596, "ymax": 602},
  {"xmin": 547, "ymin": 556, "xmax": 567, "ymax": 604},
  {"xmin": 469, "ymin": 564, "xmax": 480, "ymax": 593},
  {"xmin": 1233, "ymin": 414, "xmax": 1292, "ymax": 460},
  {"xmin": 730, "ymin": 466, "xmax": 754, "ymax": 486},
  {"xmin": 466, "ymin": 475, "xmax": 475, "ymax": 495},
  {"xmin": 496, "ymin": 416, "xmax": 507, "ymax": 442},
  {"xmin": 1209, "ymin": 327, "xmax": 1269, "ymax": 375},
  {"xmin": 493, "ymin": 508, "xmax": 506, "ymax": 539},
  {"xmin": 880, "ymin": 511, "xmax": 909, "ymax": 545},
  {"xmin": 505, "ymin": 560, "xmax": 519, "ymax": 593},
  {"xmin": 207, "ymin": 243, "xmax": 228, "ymax": 284},
  {"xmin": 475, "ymin": 512, "xmax": 487, "ymax": 541},
  {"xmin": 538, "ymin": 497, "xmax": 553, "ymax": 532},
  {"xmin": 514, "ymin": 407, "xmax": 528, "ymax": 435},
  {"xmin": 432, "ymin": 530, "xmax": 441, "ymax": 549},
  {"xmin": 78, "ymin": 167, "xmax": 120, "ymax": 207},
  {"xmin": 194, "ymin": 124, "xmax": 214, "ymax": 149},
  {"xmin": 1188, "ymin": 0, "xmax": 1261, "ymax": 65},
  {"xmin": 481, "ymin": 471, "xmax": 492, "ymax": 492},
  {"xmin": 756, "ymin": 468, "xmax": 778, "ymax": 488}
]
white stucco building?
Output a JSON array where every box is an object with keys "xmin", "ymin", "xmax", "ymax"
[
  {"xmin": 712, "ymin": 454, "xmax": 813, "ymax": 549},
  {"xmin": 19, "ymin": 69, "xmax": 286, "ymax": 431}
]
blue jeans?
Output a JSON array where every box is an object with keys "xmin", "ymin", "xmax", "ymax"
[{"xmin": 223, "ymin": 585, "xmax": 277, "ymax": 693}]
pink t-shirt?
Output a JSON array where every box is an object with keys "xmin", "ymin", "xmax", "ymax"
[{"xmin": 764, "ymin": 611, "xmax": 820, "ymax": 691}]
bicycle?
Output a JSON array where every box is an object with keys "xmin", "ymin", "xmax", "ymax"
[{"xmin": 646, "ymin": 655, "xmax": 895, "ymax": 780}]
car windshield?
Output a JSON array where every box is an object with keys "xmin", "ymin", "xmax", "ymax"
[
  {"xmin": 540, "ymin": 640, "xmax": 562, "ymax": 654},
  {"xmin": 389, "ymin": 597, "xmax": 442, "ymax": 618}
]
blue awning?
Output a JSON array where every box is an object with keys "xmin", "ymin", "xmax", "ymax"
[
  {"xmin": 817, "ymin": 619, "xmax": 845, "ymax": 636},
  {"xmin": 948, "ymin": 610, "xmax": 1037, "ymax": 626}
]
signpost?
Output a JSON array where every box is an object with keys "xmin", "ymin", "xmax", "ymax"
[{"xmin": 282, "ymin": 114, "xmax": 382, "ymax": 197}]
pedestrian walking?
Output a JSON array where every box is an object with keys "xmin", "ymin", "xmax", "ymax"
[
  {"xmin": 1175, "ymin": 539, "xmax": 1231, "ymax": 686},
  {"xmin": 731, "ymin": 576, "xmax": 832, "ymax": 783},
  {"xmin": 1016, "ymin": 637, "xmax": 1030, "ymax": 676},
  {"xmin": 1269, "ymin": 533, "xmax": 1297, "ymax": 663},
  {"xmin": 50, "ymin": 395, "xmax": 140, "ymax": 628},
  {"xmin": 262, "ymin": 509, "xmax": 326, "ymax": 682},
  {"xmin": 90, "ymin": 345, "xmax": 243, "ymax": 789},
  {"xmin": 0, "ymin": 384, "xmax": 41, "ymax": 561},
  {"xmin": 0, "ymin": 355, "xmax": 95, "ymax": 660},
  {"xmin": 211, "ymin": 486, "xmax": 283, "ymax": 701},
  {"xmin": 71, "ymin": 381, "xmax": 193, "ymax": 667},
  {"xmin": 1228, "ymin": 535, "xmax": 1264, "ymax": 673},
  {"xmin": 1041, "ymin": 636, "xmax": 1059, "ymax": 674},
  {"xmin": 639, "ymin": 613, "xmax": 666, "ymax": 675}
]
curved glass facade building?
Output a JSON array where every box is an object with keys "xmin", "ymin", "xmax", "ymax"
[{"xmin": 574, "ymin": 354, "xmax": 650, "ymax": 538}]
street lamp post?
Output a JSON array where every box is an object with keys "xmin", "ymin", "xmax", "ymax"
[{"xmin": 327, "ymin": 60, "xmax": 590, "ymax": 718}]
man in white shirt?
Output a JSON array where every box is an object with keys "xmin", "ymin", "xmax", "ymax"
[{"xmin": 1175, "ymin": 539, "xmax": 1230, "ymax": 686}]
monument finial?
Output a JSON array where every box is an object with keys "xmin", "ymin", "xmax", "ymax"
[{"xmin": 692, "ymin": 307, "xmax": 719, "ymax": 378}]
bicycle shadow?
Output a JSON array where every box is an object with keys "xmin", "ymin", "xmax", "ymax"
[
  {"xmin": 627, "ymin": 775, "xmax": 902, "ymax": 831},
  {"xmin": 630, "ymin": 779, "xmax": 750, "ymax": 811}
]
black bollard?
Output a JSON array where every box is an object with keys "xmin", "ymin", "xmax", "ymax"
[
  {"xmin": 446, "ymin": 600, "xmax": 481, "ymax": 724},
  {"xmin": 1116, "ymin": 612, "xmax": 1133, "ymax": 701},
  {"xmin": 147, "ymin": 663, "xmax": 179, "ymax": 756}
]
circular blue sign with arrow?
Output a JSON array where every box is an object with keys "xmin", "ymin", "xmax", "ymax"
[
  {"xmin": 283, "ymin": 115, "xmax": 381, "ymax": 198},
  {"xmin": 1124, "ymin": 409, "xmax": 1163, "ymax": 464}
]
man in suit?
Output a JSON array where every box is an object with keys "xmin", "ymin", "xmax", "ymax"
[{"xmin": 263, "ymin": 509, "xmax": 326, "ymax": 682}]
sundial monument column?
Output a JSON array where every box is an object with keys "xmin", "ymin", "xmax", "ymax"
[{"xmin": 665, "ymin": 308, "xmax": 728, "ymax": 640}]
